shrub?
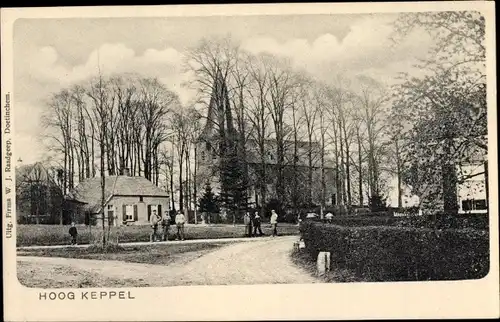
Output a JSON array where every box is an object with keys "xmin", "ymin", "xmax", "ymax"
[
  {"xmin": 301, "ymin": 221, "xmax": 489, "ymax": 281},
  {"xmin": 368, "ymin": 195, "xmax": 388, "ymax": 212}
]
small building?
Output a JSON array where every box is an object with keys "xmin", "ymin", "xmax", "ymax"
[{"xmin": 66, "ymin": 175, "xmax": 170, "ymax": 226}]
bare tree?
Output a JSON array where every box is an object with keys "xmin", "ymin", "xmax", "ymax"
[
  {"xmin": 357, "ymin": 76, "xmax": 389, "ymax": 199},
  {"xmin": 86, "ymin": 72, "xmax": 112, "ymax": 246},
  {"xmin": 245, "ymin": 54, "xmax": 272, "ymax": 211}
]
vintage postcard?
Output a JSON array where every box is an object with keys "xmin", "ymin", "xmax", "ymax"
[{"xmin": 2, "ymin": 2, "xmax": 498, "ymax": 321}]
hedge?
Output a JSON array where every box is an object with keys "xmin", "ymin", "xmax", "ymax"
[
  {"xmin": 309, "ymin": 213, "xmax": 489, "ymax": 230},
  {"xmin": 323, "ymin": 215, "xmax": 398, "ymax": 227},
  {"xmin": 300, "ymin": 222, "xmax": 489, "ymax": 281},
  {"xmin": 396, "ymin": 213, "xmax": 489, "ymax": 230}
]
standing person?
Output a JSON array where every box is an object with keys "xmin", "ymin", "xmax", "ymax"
[
  {"xmin": 253, "ymin": 211, "xmax": 263, "ymax": 236},
  {"xmin": 270, "ymin": 209, "xmax": 278, "ymax": 237},
  {"xmin": 69, "ymin": 222, "xmax": 78, "ymax": 245},
  {"xmin": 243, "ymin": 212, "xmax": 253, "ymax": 237},
  {"xmin": 161, "ymin": 211, "xmax": 171, "ymax": 241},
  {"xmin": 150, "ymin": 209, "xmax": 161, "ymax": 242},
  {"xmin": 175, "ymin": 210, "xmax": 186, "ymax": 241},
  {"xmin": 325, "ymin": 212, "xmax": 334, "ymax": 224}
]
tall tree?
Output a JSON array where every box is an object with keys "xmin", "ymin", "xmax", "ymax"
[{"xmin": 392, "ymin": 11, "xmax": 486, "ymax": 212}]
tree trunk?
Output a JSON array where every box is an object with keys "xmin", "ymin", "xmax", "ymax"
[
  {"xmin": 484, "ymin": 160, "xmax": 489, "ymax": 211},
  {"xmin": 357, "ymin": 129, "xmax": 363, "ymax": 206},
  {"xmin": 308, "ymin": 138, "xmax": 313, "ymax": 204},
  {"xmin": 170, "ymin": 150, "xmax": 176, "ymax": 212},
  {"xmin": 338, "ymin": 120, "xmax": 345, "ymax": 205},
  {"xmin": 178, "ymin": 145, "xmax": 184, "ymax": 211},
  {"xmin": 442, "ymin": 138, "xmax": 458, "ymax": 213},
  {"xmin": 343, "ymin": 123, "xmax": 352, "ymax": 207},
  {"xmin": 100, "ymin": 130, "xmax": 106, "ymax": 247},
  {"xmin": 91, "ymin": 132, "xmax": 96, "ymax": 177},
  {"xmin": 193, "ymin": 145, "xmax": 198, "ymax": 224},
  {"xmin": 396, "ymin": 139, "xmax": 402, "ymax": 209}
]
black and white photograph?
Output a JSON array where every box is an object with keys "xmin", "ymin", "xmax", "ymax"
[{"xmin": 2, "ymin": 2, "xmax": 498, "ymax": 321}]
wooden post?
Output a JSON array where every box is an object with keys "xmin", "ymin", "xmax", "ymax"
[{"xmin": 317, "ymin": 251, "xmax": 331, "ymax": 277}]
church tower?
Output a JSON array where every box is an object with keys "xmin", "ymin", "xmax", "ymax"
[{"xmin": 197, "ymin": 69, "xmax": 238, "ymax": 191}]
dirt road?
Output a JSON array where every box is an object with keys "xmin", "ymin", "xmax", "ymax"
[{"xmin": 18, "ymin": 236, "xmax": 318, "ymax": 287}]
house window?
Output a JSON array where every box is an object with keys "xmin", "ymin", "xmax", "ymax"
[
  {"xmin": 139, "ymin": 196, "xmax": 144, "ymax": 202},
  {"xmin": 201, "ymin": 151, "xmax": 206, "ymax": 161},
  {"xmin": 268, "ymin": 151, "xmax": 274, "ymax": 161},
  {"xmin": 122, "ymin": 204, "xmax": 138, "ymax": 222},
  {"xmin": 125, "ymin": 205, "xmax": 134, "ymax": 221},
  {"xmin": 461, "ymin": 199, "xmax": 487, "ymax": 211},
  {"xmin": 474, "ymin": 199, "xmax": 487, "ymax": 210}
]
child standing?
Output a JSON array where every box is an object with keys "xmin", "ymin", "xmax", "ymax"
[{"xmin": 69, "ymin": 222, "xmax": 78, "ymax": 245}]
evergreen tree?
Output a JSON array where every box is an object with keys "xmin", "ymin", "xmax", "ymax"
[
  {"xmin": 198, "ymin": 182, "xmax": 219, "ymax": 214},
  {"xmin": 218, "ymin": 139, "xmax": 251, "ymax": 222}
]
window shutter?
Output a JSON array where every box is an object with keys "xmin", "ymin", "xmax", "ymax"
[
  {"xmin": 158, "ymin": 204, "xmax": 162, "ymax": 218},
  {"xmin": 134, "ymin": 204, "xmax": 138, "ymax": 221},
  {"xmin": 147, "ymin": 205, "xmax": 151, "ymax": 221},
  {"xmin": 122, "ymin": 205, "xmax": 127, "ymax": 222}
]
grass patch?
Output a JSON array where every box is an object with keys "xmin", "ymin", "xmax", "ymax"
[
  {"xmin": 17, "ymin": 223, "xmax": 299, "ymax": 246},
  {"xmin": 18, "ymin": 242, "xmax": 226, "ymax": 265},
  {"xmin": 290, "ymin": 248, "xmax": 360, "ymax": 283}
]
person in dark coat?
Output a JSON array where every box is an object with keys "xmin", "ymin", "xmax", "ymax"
[
  {"xmin": 243, "ymin": 212, "xmax": 253, "ymax": 237},
  {"xmin": 253, "ymin": 211, "xmax": 263, "ymax": 236},
  {"xmin": 69, "ymin": 222, "xmax": 78, "ymax": 245},
  {"xmin": 161, "ymin": 211, "xmax": 171, "ymax": 241}
]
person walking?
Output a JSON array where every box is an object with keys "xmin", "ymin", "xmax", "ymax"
[
  {"xmin": 150, "ymin": 209, "xmax": 161, "ymax": 242},
  {"xmin": 253, "ymin": 211, "xmax": 263, "ymax": 236},
  {"xmin": 175, "ymin": 210, "xmax": 186, "ymax": 241},
  {"xmin": 243, "ymin": 212, "xmax": 253, "ymax": 237},
  {"xmin": 69, "ymin": 222, "xmax": 78, "ymax": 245},
  {"xmin": 270, "ymin": 209, "xmax": 278, "ymax": 237},
  {"xmin": 161, "ymin": 211, "xmax": 171, "ymax": 241}
]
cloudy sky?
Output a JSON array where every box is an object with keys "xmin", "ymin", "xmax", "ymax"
[{"xmin": 13, "ymin": 13, "xmax": 434, "ymax": 168}]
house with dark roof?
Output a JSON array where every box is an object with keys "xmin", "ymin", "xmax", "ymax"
[{"xmin": 66, "ymin": 173, "xmax": 170, "ymax": 226}]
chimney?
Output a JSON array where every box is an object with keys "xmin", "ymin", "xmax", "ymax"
[{"xmin": 121, "ymin": 168, "xmax": 130, "ymax": 176}]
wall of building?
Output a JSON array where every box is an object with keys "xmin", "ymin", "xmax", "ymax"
[{"xmin": 106, "ymin": 196, "xmax": 170, "ymax": 226}]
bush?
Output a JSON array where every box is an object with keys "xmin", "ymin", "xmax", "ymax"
[
  {"xmin": 300, "ymin": 222, "xmax": 489, "ymax": 281},
  {"xmin": 368, "ymin": 195, "xmax": 388, "ymax": 212}
]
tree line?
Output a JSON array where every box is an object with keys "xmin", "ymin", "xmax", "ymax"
[{"xmin": 42, "ymin": 11, "xmax": 487, "ymax": 224}]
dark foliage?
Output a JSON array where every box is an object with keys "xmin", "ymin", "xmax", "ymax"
[
  {"xmin": 368, "ymin": 194, "xmax": 388, "ymax": 212},
  {"xmin": 198, "ymin": 182, "xmax": 220, "ymax": 214},
  {"xmin": 300, "ymin": 221, "xmax": 489, "ymax": 281}
]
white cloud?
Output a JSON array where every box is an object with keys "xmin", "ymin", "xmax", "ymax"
[
  {"xmin": 241, "ymin": 15, "xmax": 434, "ymax": 86},
  {"xmin": 26, "ymin": 43, "xmax": 184, "ymax": 89}
]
